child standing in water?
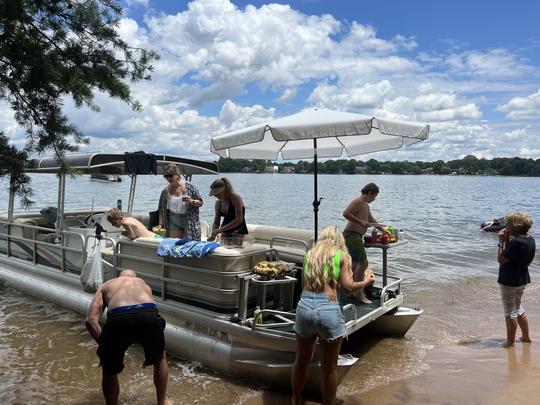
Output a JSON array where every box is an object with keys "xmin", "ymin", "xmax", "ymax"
[{"xmin": 497, "ymin": 212, "xmax": 535, "ymax": 348}]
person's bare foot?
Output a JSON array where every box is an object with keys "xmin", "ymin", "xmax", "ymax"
[
  {"xmin": 520, "ymin": 337, "xmax": 532, "ymax": 343},
  {"xmin": 356, "ymin": 289, "xmax": 372, "ymax": 305},
  {"xmin": 501, "ymin": 341, "xmax": 515, "ymax": 348}
]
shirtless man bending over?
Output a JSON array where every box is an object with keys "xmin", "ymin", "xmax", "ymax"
[
  {"xmin": 342, "ymin": 183, "xmax": 385, "ymax": 304},
  {"xmin": 107, "ymin": 208, "xmax": 160, "ymax": 240},
  {"xmin": 85, "ymin": 270, "xmax": 168, "ymax": 405}
]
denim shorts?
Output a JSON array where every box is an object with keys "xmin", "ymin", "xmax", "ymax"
[
  {"xmin": 294, "ymin": 292, "xmax": 346, "ymax": 341},
  {"xmin": 167, "ymin": 211, "xmax": 187, "ymax": 232}
]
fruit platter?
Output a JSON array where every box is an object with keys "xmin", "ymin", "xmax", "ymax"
[{"xmin": 364, "ymin": 225, "xmax": 399, "ymax": 244}]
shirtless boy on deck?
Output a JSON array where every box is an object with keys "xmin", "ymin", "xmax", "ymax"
[
  {"xmin": 342, "ymin": 183, "xmax": 385, "ymax": 304},
  {"xmin": 107, "ymin": 208, "xmax": 161, "ymax": 240},
  {"xmin": 85, "ymin": 269, "xmax": 168, "ymax": 405}
]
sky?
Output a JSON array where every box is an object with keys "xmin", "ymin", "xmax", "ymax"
[{"xmin": 3, "ymin": 0, "xmax": 540, "ymax": 162}]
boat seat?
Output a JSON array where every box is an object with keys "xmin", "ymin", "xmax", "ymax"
[
  {"xmin": 37, "ymin": 232, "xmax": 58, "ymax": 244},
  {"xmin": 12, "ymin": 218, "xmax": 42, "ymax": 239},
  {"xmin": 246, "ymin": 224, "xmax": 313, "ymax": 263},
  {"xmin": 62, "ymin": 218, "xmax": 86, "ymax": 228},
  {"xmin": 200, "ymin": 220, "xmax": 209, "ymax": 240},
  {"xmin": 132, "ymin": 236, "xmax": 267, "ymax": 256},
  {"xmin": 247, "ymin": 224, "xmax": 314, "ymax": 246}
]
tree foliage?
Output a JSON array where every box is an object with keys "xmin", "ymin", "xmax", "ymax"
[
  {"xmin": 0, "ymin": 0, "xmax": 158, "ymax": 206},
  {"xmin": 216, "ymin": 156, "xmax": 540, "ymax": 177}
]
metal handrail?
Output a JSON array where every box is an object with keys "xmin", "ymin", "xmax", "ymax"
[
  {"xmin": 342, "ymin": 303, "xmax": 357, "ymax": 322},
  {"xmin": 269, "ymin": 236, "xmax": 311, "ymax": 252},
  {"xmin": 379, "ymin": 277, "xmax": 403, "ymax": 306},
  {"xmin": 0, "ymin": 220, "xmax": 87, "ymax": 272},
  {"xmin": 250, "ymin": 308, "xmax": 296, "ymax": 330}
]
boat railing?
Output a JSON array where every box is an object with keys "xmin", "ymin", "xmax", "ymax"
[
  {"xmin": 269, "ymin": 236, "xmax": 310, "ymax": 252},
  {"xmin": 0, "ymin": 219, "xmax": 87, "ymax": 273},
  {"xmin": 342, "ymin": 303, "xmax": 357, "ymax": 321},
  {"xmin": 249, "ymin": 308, "xmax": 296, "ymax": 331},
  {"xmin": 341, "ymin": 273, "xmax": 403, "ymax": 327},
  {"xmin": 84, "ymin": 234, "xmax": 117, "ymax": 273},
  {"xmin": 379, "ymin": 277, "xmax": 402, "ymax": 306}
]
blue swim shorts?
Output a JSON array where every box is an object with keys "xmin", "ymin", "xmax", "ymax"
[{"xmin": 294, "ymin": 292, "xmax": 346, "ymax": 341}]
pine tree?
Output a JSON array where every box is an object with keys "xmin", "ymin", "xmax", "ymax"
[{"xmin": 0, "ymin": 0, "xmax": 159, "ymax": 206}]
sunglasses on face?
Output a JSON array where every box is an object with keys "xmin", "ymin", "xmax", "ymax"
[{"xmin": 164, "ymin": 174, "xmax": 175, "ymax": 179}]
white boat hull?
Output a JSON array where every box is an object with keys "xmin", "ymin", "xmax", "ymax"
[
  {"xmin": 366, "ymin": 306, "xmax": 423, "ymax": 337},
  {"xmin": 0, "ymin": 206, "xmax": 420, "ymax": 392},
  {"xmin": 0, "ymin": 255, "xmax": 356, "ymax": 390}
]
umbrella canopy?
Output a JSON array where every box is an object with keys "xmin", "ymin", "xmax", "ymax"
[{"xmin": 210, "ymin": 108, "xmax": 430, "ymax": 240}]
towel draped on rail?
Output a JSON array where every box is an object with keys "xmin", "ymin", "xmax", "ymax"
[{"xmin": 157, "ymin": 238, "xmax": 220, "ymax": 258}]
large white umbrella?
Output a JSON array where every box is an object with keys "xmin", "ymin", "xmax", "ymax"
[{"xmin": 211, "ymin": 108, "xmax": 430, "ymax": 240}]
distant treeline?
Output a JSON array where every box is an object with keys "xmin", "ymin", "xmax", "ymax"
[{"xmin": 216, "ymin": 155, "xmax": 540, "ymax": 176}]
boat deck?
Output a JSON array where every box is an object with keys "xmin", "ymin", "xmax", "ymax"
[{"xmin": 252, "ymin": 293, "xmax": 385, "ymax": 335}]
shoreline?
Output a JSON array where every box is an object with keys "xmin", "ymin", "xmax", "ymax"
[
  {"xmin": 243, "ymin": 335, "xmax": 540, "ymax": 405},
  {"xmin": 345, "ymin": 337, "xmax": 540, "ymax": 405}
]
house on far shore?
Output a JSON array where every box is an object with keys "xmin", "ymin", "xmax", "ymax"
[
  {"xmin": 281, "ymin": 166, "xmax": 295, "ymax": 174},
  {"xmin": 354, "ymin": 165, "xmax": 367, "ymax": 174},
  {"xmin": 264, "ymin": 165, "xmax": 279, "ymax": 173}
]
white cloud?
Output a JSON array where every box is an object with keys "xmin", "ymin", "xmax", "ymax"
[
  {"xmin": 496, "ymin": 88, "xmax": 540, "ymax": 119},
  {"xmin": 309, "ymin": 80, "xmax": 393, "ymax": 110},
  {"xmin": 276, "ymin": 88, "xmax": 298, "ymax": 103},
  {"xmin": 445, "ymin": 49, "xmax": 532, "ymax": 78},
  {"xmin": 413, "ymin": 94, "xmax": 482, "ymax": 121},
  {"xmin": 2, "ymin": 0, "xmax": 540, "ymax": 162},
  {"xmin": 504, "ymin": 128, "xmax": 527, "ymax": 140},
  {"xmin": 0, "ymin": 102, "xmax": 24, "ymax": 144},
  {"xmin": 125, "ymin": 0, "xmax": 149, "ymax": 7}
]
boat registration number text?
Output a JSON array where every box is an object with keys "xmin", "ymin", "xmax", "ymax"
[{"xmin": 184, "ymin": 320, "xmax": 230, "ymax": 343}]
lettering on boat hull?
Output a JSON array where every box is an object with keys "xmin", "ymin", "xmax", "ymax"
[{"xmin": 184, "ymin": 320, "xmax": 231, "ymax": 344}]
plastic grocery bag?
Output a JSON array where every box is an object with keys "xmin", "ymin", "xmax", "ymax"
[{"xmin": 80, "ymin": 240, "xmax": 103, "ymax": 293}]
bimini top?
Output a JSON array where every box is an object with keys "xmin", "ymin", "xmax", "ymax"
[{"xmin": 29, "ymin": 152, "xmax": 219, "ymax": 175}]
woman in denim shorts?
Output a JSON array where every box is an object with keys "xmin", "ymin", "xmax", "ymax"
[
  {"xmin": 292, "ymin": 225, "xmax": 375, "ymax": 405},
  {"xmin": 497, "ymin": 212, "xmax": 535, "ymax": 348}
]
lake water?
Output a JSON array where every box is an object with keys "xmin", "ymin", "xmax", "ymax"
[{"xmin": 1, "ymin": 173, "xmax": 539, "ymax": 404}]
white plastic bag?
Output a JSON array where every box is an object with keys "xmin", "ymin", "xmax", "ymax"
[{"xmin": 80, "ymin": 240, "xmax": 103, "ymax": 293}]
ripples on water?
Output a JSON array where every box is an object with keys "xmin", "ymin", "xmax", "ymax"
[{"xmin": 1, "ymin": 174, "xmax": 539, "ymax": 402}]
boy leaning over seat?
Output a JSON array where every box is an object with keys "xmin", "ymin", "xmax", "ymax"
[{"xmin": 107, "ymin": 208, "xmax": 162, "ymax": 240}]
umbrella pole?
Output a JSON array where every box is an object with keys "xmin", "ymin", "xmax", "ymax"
[{"xmin": 313, "ymin": 139, "xmax": 319, "ymax": 242}]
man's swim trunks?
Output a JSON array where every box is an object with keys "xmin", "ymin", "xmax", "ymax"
[
  {"xmin": 97, "ymin": 304, "xmax": 166, "ymax": 375},
  {"xmin": 343, "ymin": 230, "xmax": 367, "ymax": 263}
]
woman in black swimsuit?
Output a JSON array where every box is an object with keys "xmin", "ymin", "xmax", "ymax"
[{"xmin": 207, "ymin": 177, "xmax": 248, "ymax": 242}]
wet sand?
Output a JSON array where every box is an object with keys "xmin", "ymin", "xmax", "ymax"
[{"xmin": 244, "ymin": 337, "xmax": 540, "ymax": 405}]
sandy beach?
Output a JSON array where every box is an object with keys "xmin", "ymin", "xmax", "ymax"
[
  {"xmin": 244, "ymin": 329, "xmax": 540, "ymax": 405},
  {"xmin": 346, "ymin": 339, "xmax": 540, "ymax": 405}
]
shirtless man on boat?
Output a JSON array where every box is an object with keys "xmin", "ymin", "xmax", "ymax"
[
  {"xmin": 85, "ymin": 269, "xmax": 168, "ymax": 405},
  {"xmin": 107, "ymin": 208, "xmax": 161, "ymax": 240},
  {"xmin": 342, "ymin": 183, "xmax": 385, "ymax": 304}
]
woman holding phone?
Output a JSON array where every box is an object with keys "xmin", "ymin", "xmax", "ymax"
[{"xmin": 156, "ymin": 164, "xmax": 203, "ymax": 239}]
